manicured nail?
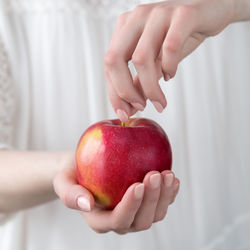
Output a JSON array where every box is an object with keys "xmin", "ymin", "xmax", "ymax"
[
  {"xmin": 77, "ymin": 196, "xmax": 91, "ymax": 212},
  {"xmin": 134, "ymin": 184, "xmax": 144, "ymax": 200},
  {"xmin": 117, "ymin": 109, "xmax": 128, "ymax": 122},
  {"xmin": 131, "ymin": 102, "xmax": 144, "ymax": 111},
  {"xmin": 152, "ymin": 101, "xmax": 164, "ymax": 113},
  {"xmin": 164, "ymin": 173, "xmax": 174, "ymax": 188},
  {"xmin": 150, "ymin": 173, "xmax": 161, "ymax": 189},
  {"xmin": 164, "ymin": 73, "xmax": 171, "ymax": 81}
]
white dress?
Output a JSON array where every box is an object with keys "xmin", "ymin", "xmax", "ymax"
[{"xmin": 0, "ymin": 1, "xmax": 250, "ymax": 250}]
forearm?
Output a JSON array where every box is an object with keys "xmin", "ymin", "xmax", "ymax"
[
  {"xmin": 233, "ymin": 0, "xmax": 250, "ymax": 22},
  {"xmin": 0, "ymin": 150, "xmax": 74, "ymax": 212}
]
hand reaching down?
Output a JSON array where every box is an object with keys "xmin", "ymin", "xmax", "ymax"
[{"xmin": 104, "ymin": 0, "xmax": 243, "ymax": 121}]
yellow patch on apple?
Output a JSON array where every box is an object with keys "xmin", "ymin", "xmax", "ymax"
[
  {"xmin": 94, "ymin": 190, "xmax": 111, "ymax": 206},
  {"xmin": 77, "ymin": 128, "xmax": 102, "ymax": 166}
]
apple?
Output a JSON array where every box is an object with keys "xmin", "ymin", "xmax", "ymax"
[{"xmin": 75, "ymin": 118, "xmax": 172, "ymax": 209}]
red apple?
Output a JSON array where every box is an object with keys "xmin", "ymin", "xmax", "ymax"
[{"xmin": 75, "ymin": 118, "xmax": 172, "ymax": 209}]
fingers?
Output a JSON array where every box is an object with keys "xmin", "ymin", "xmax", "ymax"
[
  {"xmin": 162, "ymin": 6, "xmax": 196, "ymax": 78},
  {"xmin": 53, "ymin": 169, "xmax": 95, "ymax": 212},
  {"xmin": 131, "ymin": 171, "xmax": 161, "ymax": 231},
  {"xmin": 77, "ymin": 170, "xmax": 180, "ymax": 234},
  {"xmin": 132, "ymin": 7, "xmax": 169, "ymax": 111},
  {"xmin": 154, "ymin": 171, "xmax": 180, "ymax": 222},
  {"xmin": 105, "ymin": 6, "xmax": 169, "ymax": 116},
  {"xmin": 105, "ymin": 69, "xmax": 137, "ymax": 121},
  {"xmin": 81, "ymin": 182, "xmax": 144, "ymax": 234},
  {"xmin": 105, "ymin": 4, "xmax": 201, "ymax": 117},
  {"xmin": 104, "ymin": 10, "xmax": 147, "ymax": 121}
]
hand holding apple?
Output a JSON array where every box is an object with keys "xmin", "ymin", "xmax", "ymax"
[
  {"xmin": 54, "ymin": 160, "xmax": 179, "ymax": 234},
  {"xmin": 53, "ymin": 118, "xmax": 180, "ymax": 234}
]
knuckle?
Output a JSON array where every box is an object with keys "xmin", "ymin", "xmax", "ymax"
[
  {"xmin": 104, "ymin": 50, "xmax": 119, "ymax": 67},
  {"xmin": 150, "ymin": 5, "xmax": 167, "ymax": 17},
  {"xmin": 164, "ymin": 36, "xmax": 180, "ymax": 54},
  {"xmin": 132, "ymin": 50, "xmax": 147, "ymax": 66},
  {"xmin": 117, "ymin": 88, "xmax": 129, "ymax": 100},
  {"xmin": 175, "ymin": 4, "xmax": 197, "ymax": 18},
  {"xmin": 134, "ymin": 4, "xmax": 149, "ymax": 16},
  {"xmin": 117, "ymin": 12, "xmax": 130, "ymax": 26}
]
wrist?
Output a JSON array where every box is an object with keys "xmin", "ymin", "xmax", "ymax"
[
  {"xmin": 232, "ymin": 0, "xmax": 250, "ymax": 22},
  {"xmin": 54, "ymin": 151, "xmax": 75, "ymax": 176}
]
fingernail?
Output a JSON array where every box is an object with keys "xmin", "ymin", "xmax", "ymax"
[
  {"xmin": 150, "ymin": 173, "xmax": 161, "ymax": 189},
  {"xmin": 164, "ymin": 173, "xmax": 174, "ymax": 188},
  {"xmin": 173, "ymin": 180, "xmax": 180, "ymax": 191},
  {"xmin": 164, "ymin": 73, "xmax": 171, "ymax": 81},
  {"xmin": 134, "ymin": 184, "xmax": 144, "ymax": 200},
  {"xmin": 77, "ymin": 196, "xmax": 91, "ymax": 212},
  {"xmin": 117, "ymin": 109, "xmax": 128, "ymax": 122},
  {"xmin": 152, "ymin": 101, "xmax": 164, "ymax": 113},
  {"xmin": 131, "ymin": 102, "xmax": 144, "ymax": 111}
]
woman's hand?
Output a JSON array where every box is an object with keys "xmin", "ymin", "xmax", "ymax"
[
  {"xmin": 104, "ymin": 0, "xmax": 237, "ymax": 121},
  {"xmin": 53, "ymin": 159, "xmax": 180, "ymax": 234}
]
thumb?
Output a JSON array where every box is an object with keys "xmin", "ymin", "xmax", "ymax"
[{"xmin": 53, "ymin": 168, "xmax": 95, "ymax": 212}]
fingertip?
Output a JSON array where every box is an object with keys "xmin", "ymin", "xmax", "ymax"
[
  {"xmin": 142, "ymin": 171, "xmax": 162, "ymax": 190},
  {"xmin": 163, "ymin": 73, "xmax": 171, "ymax": 82},
  {"xmin": 134, "ymin": 183, "xmax": 144, "ymax": 200},
  {"xmin": 60, "ymin": 183, "xmax": 95, "ymax": 211},
  {"xmin": 117, "ymin": 109, "xmax": 129, "ymax": 122},
  {"xmin": 161, "ymin": 170, "xmax": 173, "ymax": 176},
  {"xmin": 152, "ymin": 101, "xmax": 164, "ymax": 113},
  {"xmin": 77, "ymin": 196, "xmax": 92, "ymax": 212},
  {"xmin": 143, "ymin": 170, "xmax": 160, "ymax": 183},
  {"xmin": 77, "ymin": 185, "xmax": 96, "ymax": 212}
]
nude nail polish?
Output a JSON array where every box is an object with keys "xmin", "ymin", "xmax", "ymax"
[
  {"xmin": 134, "ymin": 184, "xmax": 144, "ymax": 200},
  {"xmin": 150, "ymin": 173, "xmax": 161, "ymax": 189},
  {"xmin": 164, "ymin": 173, "xmax": 174, "ymax": 188},
  {"xmin": 117, "ymin": 109, "xmax": 128, "ymax": 122},
  {"xmin": 152, "ymin": 101, "xmax": 164, "ymax": 113},
  {"xmin": 77, "ymin": 196, "xmax": 91, "ymax": 212}
]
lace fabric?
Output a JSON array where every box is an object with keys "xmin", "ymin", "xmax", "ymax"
[{"xmin": 0, "ymin": 35, "xmax": 15, "ymax": 148}]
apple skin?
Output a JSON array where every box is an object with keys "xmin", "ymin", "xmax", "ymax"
[{"xmin": 75, "ymin": 118, "xmax": 172, "ymax": 210}]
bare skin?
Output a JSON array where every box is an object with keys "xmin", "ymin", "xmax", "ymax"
[
  {"xmin": 104, "ymin": 0, "xmax": 250, "ymax": 122},
  {"xmin": 0, "ymin": 150, "xmax": 179, "ymax": 234},
  {"xmin": 1, "ymin": 0, "xmax": 250, "ymax": 235}
]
